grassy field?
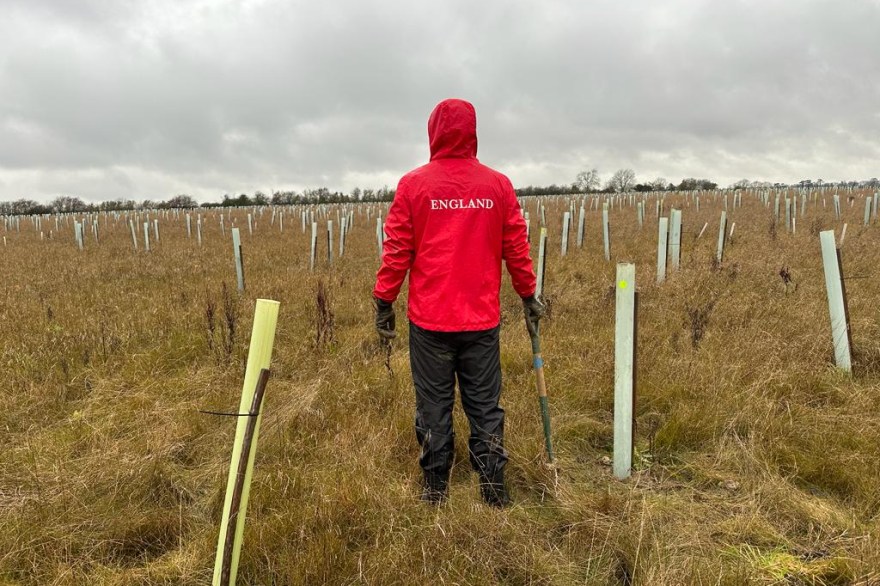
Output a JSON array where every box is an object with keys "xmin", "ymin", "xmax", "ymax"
[{"xmin": 1, "ymin": 190, "xmax": 878, "ymax": 585}]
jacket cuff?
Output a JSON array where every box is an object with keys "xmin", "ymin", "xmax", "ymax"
[{"xmin": 374, "ymin": 296, "xmax": 394, "ymax": 309}]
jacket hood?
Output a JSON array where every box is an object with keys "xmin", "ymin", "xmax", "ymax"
[{"xmin": 428, "ymin": 99, "xmax": 478, "ymax": 161}]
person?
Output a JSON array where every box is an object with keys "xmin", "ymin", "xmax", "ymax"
[{"xmin": 372, "ymin": 98, "xmax": 545, "ymax": 507}]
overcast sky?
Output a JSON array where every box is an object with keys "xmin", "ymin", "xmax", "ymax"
[{"xmin": 1, "ymin": 0, "xmax": 878, "ymax": 203}]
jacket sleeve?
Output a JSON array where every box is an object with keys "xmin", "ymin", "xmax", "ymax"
[
  {"xmin": 373, "ymin": 180, "xmax": 415, "ymax": 302},
  {"xmin": 501, "ymin": 180, "xmax": 537, "ymax": 298}
]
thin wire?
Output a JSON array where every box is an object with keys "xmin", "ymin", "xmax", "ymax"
[{"xmin": 198, "ymin": 409, "xmax": 260, "ymax": 417}]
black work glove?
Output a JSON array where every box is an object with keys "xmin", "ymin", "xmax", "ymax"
[
  {"xmin": 373, "ymin": 297, "xmax": 396, "ymax": 339},
  {"xmin": 522, "ymin": 295, "xmax": 546, "ymax": 337}
]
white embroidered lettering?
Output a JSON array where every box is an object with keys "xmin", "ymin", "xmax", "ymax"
[{"xmin": 430, "ymin": 198, "xmax": 495, "ymax": 210}]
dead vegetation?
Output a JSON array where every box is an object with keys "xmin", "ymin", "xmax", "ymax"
[{"xmin": 0, "ymin": 189, "xmax": 878, "ymax": 584}]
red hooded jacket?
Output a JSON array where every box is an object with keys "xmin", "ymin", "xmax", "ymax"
[{"xmin": 373, "ymin": 99, "xmax": 536, "ymax": 332}]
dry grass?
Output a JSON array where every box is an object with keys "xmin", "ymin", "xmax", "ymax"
[{"xmin": 1, "ymin": 190, "xmax": 878, "ymax": 585}]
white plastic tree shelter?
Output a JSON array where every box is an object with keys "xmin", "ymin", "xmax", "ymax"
[
  {"xmin": 656, "ymin": 217, "xmax": 669, "ymax": 284},
  {"xmin": 576, "ymin": 205, "xmax": 585, "ymax": 248},
  {"xmin": 213, "ymin": 299, "xmax": 280, "ymax": 586},
  {"xmin": 716, "ymin": 211, "xmax": 727, "ymax": 264},
  {"xmin": 232, "ymin": 228, "xmax": 245, "ymax": 292},
  {"xmin": 819, "ymin": 230, "xmax": 852, "ymax": 372},
  {"xmin": 668, "ymin": 209, "xmax": 682, "ymax": 270},
  {"xmin": 535, "ymin": 227, "xmax": 548, "ymax": 299},
  {"xmin": 310, "ymin": 222, "xmax": 318, "ymax": 271},
  {"xmin": 614, "ymin": 263, "xmax": 636, "ymax": 480},
  {"xmin": 560, "ymin": 211, "xmax": 570, "ymax": 257},
  {"xmin": 328, "ymin": 220, "xmax": 335, "ymax": 264},
  {"xmin": 602, "ymin": 205, "xmax": 610, "ymax": 262}
]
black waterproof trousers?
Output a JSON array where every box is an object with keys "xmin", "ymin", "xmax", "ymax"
[{"xmin": 409, "ymin": 322, "xmax": 508, "ymax": 484}]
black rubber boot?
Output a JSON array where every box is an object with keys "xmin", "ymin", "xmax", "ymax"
[
  {"xmin": 421, "ymin": 472, "xmax": 449, "ymax": 505},
  {"xmin": 479, "ymin": 470, "xmax": 510, "ymax": 508}
]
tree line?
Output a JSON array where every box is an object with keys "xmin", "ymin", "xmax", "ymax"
[
  {"xmin": 514, "ymin": 169, "xmax": 717, "ymax": 197},
  {"xmin": 2, "ymin": 174, "xmax": 877, "ymax": 216},
  {"xmin": 516, "ymin": 169, "xmax": 879, "ymax": 197},
  {"xmin": 0, "ymin": 186, "xmax": 398, "ymax": 216}
]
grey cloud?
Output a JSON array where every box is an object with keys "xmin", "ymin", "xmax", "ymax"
[{"xmin": 0, "ymin": 0, "xmax": 878, "ymax": 202}]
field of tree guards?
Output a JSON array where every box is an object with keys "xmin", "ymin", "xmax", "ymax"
[{"xmin": 1, "ymin": 185, "xmax": 879, "ymax": 585}]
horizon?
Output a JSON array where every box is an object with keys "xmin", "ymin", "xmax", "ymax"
[{"xmin": 3, "ymin": 173, "xmax": 880, "ymax": 208}]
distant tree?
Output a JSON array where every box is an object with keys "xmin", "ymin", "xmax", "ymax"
[
  {"xmin": 606, "ymin": 169, "xmax": 636, "ymax": 193},
  {"xmin": 377, "ymin": 185, "xmax": 395, "ymax": 201},
  {"xmin": 351, "ymin": 187, "xmax": 361, "ymax": 200},
  {"xmin": 635, "ymin": 179, "xmax": 668, "ymax": 192},
  {"xmin": 163, "ymin": 195, "xmax": 198, "ymax": 208},
  {"xmin": 678, "ymin": 178, "xmax": 717, "ymax": 191},
  {"xmin": 303, "ymin": 187, "xmax": 330, "ymax": 203},
  {"xmin": 51, "ymin": 196, "xmax": 88, "ymax": 213},
  {"xmin": 253, "ymin": 191, "xmax": 270, "ymax": 206},
  {"xmin": 97, "ymin": 199, "xmax": 136, "ymax": 211},
  {"xmin": 650, "ymin": 177, "xmax": 668, "ymax": 191},
  {"xmin": 221, "ymin": 194, "xmax": 253, "ymax": 207},
  {"xmin": 0, "ymin": 199, "xmax": 50, "ymax": 215},
  {"xmin": 575, "ymin": 169, "xmax": 601, "ymax": 192},
  {"xmin": 515, "ymin": 184, "xmax": 581, "ymax": 197},
  {"xmin": 271, "ymin": 191, "xmax": 298, "ymax": 205}
]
